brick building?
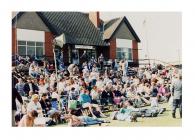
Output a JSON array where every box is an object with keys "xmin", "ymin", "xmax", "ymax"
[{"xmin": 12, "ymin": 12, "xmax": 140, "ymax": 66}]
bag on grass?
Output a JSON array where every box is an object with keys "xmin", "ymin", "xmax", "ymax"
[{"xmin": 68, "ymin": 100, "xmax": 77, "ymax": 110}]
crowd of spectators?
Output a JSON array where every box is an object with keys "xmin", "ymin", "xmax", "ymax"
[{"xmin": 12, "ymin": 54, "xmax": 182, "ymax": 127}]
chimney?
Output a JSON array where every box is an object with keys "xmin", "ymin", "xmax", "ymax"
[{"xmin": 89, "ymin": 12, "xmax": 100, "ymax": 28}]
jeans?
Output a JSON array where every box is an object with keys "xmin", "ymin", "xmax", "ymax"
[
  {"xmin": 172, "ymin": 97, "xmax": 182, "ymax": 116},
  {"xmin": 79, "ymin": 116, "xmax": 104, "ymax": 125}
]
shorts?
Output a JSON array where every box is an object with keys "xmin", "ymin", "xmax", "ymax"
[{"xmin": 82, "ymin": 103, "xmax": 98, "ymax": 108}]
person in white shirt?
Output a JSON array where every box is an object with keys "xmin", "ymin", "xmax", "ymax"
[
  {"xmin": 38, "ymin": 82, "xmax": 48, "ymax": 96},
  {"xmin": 57, "ymin": 78, "xmax": 66, "ymax": 95},
  {"xmin": 50, "ymin": 72, "xmax": 56, "ymax": 90},
  {"xmin": 51, "ymin": 90, "xmax": 60, "ymax": 102},
  {"xmin": 27, "ymin": 94, "xmax": 42, "ymax": 116},
  {"xmin": 96, "ymin": 77, "xmax": 104, "ymax": 91}
]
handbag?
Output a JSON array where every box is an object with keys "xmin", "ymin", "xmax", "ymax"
[{"xmin": 68, "ymin": 100, "xmax": 77, "ymax": 110}]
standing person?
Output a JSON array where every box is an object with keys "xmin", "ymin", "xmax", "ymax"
[
  {"xmin": 114, "ymin": 59, "xmax": 119, "ymax": 71},
  {"xmin": 111, "ymin": 59, "xmax": 115, "ymax": 70},
  {"xmin": 124, "ymin": 59, "xmax": 128, "ymax": 76},
  {"xmin": 98, "ymin": 53, "xmax": 104, "ymax": 70},
  {"xmin": 120, "ymin": 60, "xmax": 126, "ymax": 76},
  {"xmin": 50, "ymin": 72, "xmax": 57, "ymax": 90},
  {"xmin": 15, "ymin": 78, "xmax": 25, "ymax": 96},
  {"xmin": 72, "ymin": 50, "xmax": 79, "ymax": 65},
  {"xmin": 89, "ymin": 56, "xmax": 97, "ymax": 71},
  {"xmin": 172, "ymin": 75, "xmax": 182, "ymax": 118},
  {"xmin": 12, "ymin": 87, "xmax": 23, "ymax": 126},
  {"xmin": 80, "ymin": 50, "xmax": 89, "ymax": 63}
]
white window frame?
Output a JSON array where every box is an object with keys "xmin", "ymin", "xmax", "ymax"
[
  {"xmin": 116, "ymin": 38, "xmax": 133, "ymax": 61},
  {"xmin": 17, "ymin": 40, "xmax": 45, "ymax": 57},
  {"xmin": 116, "ymin": 47, "xmax": 133, "ymax": 60}
]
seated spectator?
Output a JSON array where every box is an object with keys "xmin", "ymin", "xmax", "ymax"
[
  {"xmin": 51, "ymin": 88, "xmax": 60, "ymax": 110},
  {"xmin": 150, "ymin": 82, "xmax": 158, "ymax": 97},
  {"xmin": 27, "ymin": 94, "xmax": 42, "ymax": 116},
  {"xmin": 29, "ymin": 65, "xmax": 39, "ymax": 78},
  {"xmin": 38, "ymin": 82, "xmax": 48, "ymax": 96},
  {"xmin": 103, "ymin": 75, "xmax": 112, "ymax": 85},
  {"xmin": 18, "ymin": 110, "xmax": 38, "ymax": 127},
  {"xmin": 90, "ymin": 86, "xmax": 100, "ymax": 104},
  {"xmin": 92, "ymin": 64, "xmax": 98, "ymax": 73},
  {"xmin": 157, "ymin": 83, "xmax": 171, "ymax": 102},
  {"xmin": 57, "ymin": 78, "xmax": 66, "ymax": 95},
  {"xmin": 79, "ymin": 78, "xmax": 87, "ymax": 89},
  {"xmin": 96, "ymin": 77, "xmax": 104, "ymax": 91},
  {"xmin": 79, "ymin": 89, "xmax": 106, "ymax": 118},
  {"xmin": 39, "ymin": 93, "xmax": 51, "ymax": 115},
  {"xmin": 100, "ymin": 86, "xmax": 114, "ymax": 105},
  {"xmin": 110, "ymin": 101, "xmax": 138, "ymax": 122},
  {"xmin": 39, "ymin": 75, "xmax": 45, "ymax": 85},
  {"xmin": 150, "ymin": 93, "xmax": 159, "ymax": 108},
  {"xmin": 69, "ymin": 87, "xmax": 79, "ymax": 100},
  {"xmin": 113, "ymin": 85, "xmax": 124, "ymax": 105},
  {"xmin": 89, "ymin": 71, "xmax": 98, "ymax": 87},
  {"xmin": 64, "ymin": 114, "xmax": 109, "ymax": 127}
]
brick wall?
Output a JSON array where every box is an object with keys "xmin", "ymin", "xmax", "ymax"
[
  {"xmin": 109, "ymin": 38, "xmax": 116, "ymax": 60},
  {"xmin": 132, "ymin": 40, "xmax": 139, "ymax": 62},
  {"xmin": 45, "ymin": 32, "xmax": 54, "ymax": 60},
  {"xmin": 12, "ymin": 28, "xmax": 17, "ymax": 55}
]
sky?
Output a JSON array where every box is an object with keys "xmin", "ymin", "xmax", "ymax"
[{"xmin": 100, "ymin": 12, "xmax": 182, "ymax": 64}]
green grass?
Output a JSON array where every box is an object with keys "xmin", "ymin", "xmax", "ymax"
[{"xmin": 55, "ymin": 102, "xmax": 182, "ymax": 127}]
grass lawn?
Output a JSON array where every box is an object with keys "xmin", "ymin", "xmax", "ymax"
[{"xmin": 55, "ymin": 102, "xmax": 182, "ymax": 127}]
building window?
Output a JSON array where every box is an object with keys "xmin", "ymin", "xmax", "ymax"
[
  {"xmin": 116, "ymin": 48, "xmax": 132, "ymax": 60},
  {"xmin": 17, "ymin": 40, "xmax": 44, "ymax": 57}
]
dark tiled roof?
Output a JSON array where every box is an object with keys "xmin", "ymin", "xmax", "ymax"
[
  {"xmin": 37, "ymin": 12, "xmax": 107, "ymax": 46},
  {"xmin": 13, "ymin": 12, "xmax": 107, "ymax": 46},
  {"xmin": 12, "ymin": 12, "xmax": 140, "ymax": 45},
  {"xmin": 103, "ymin": 16, "xmax": 141, "ymax": 42}
]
